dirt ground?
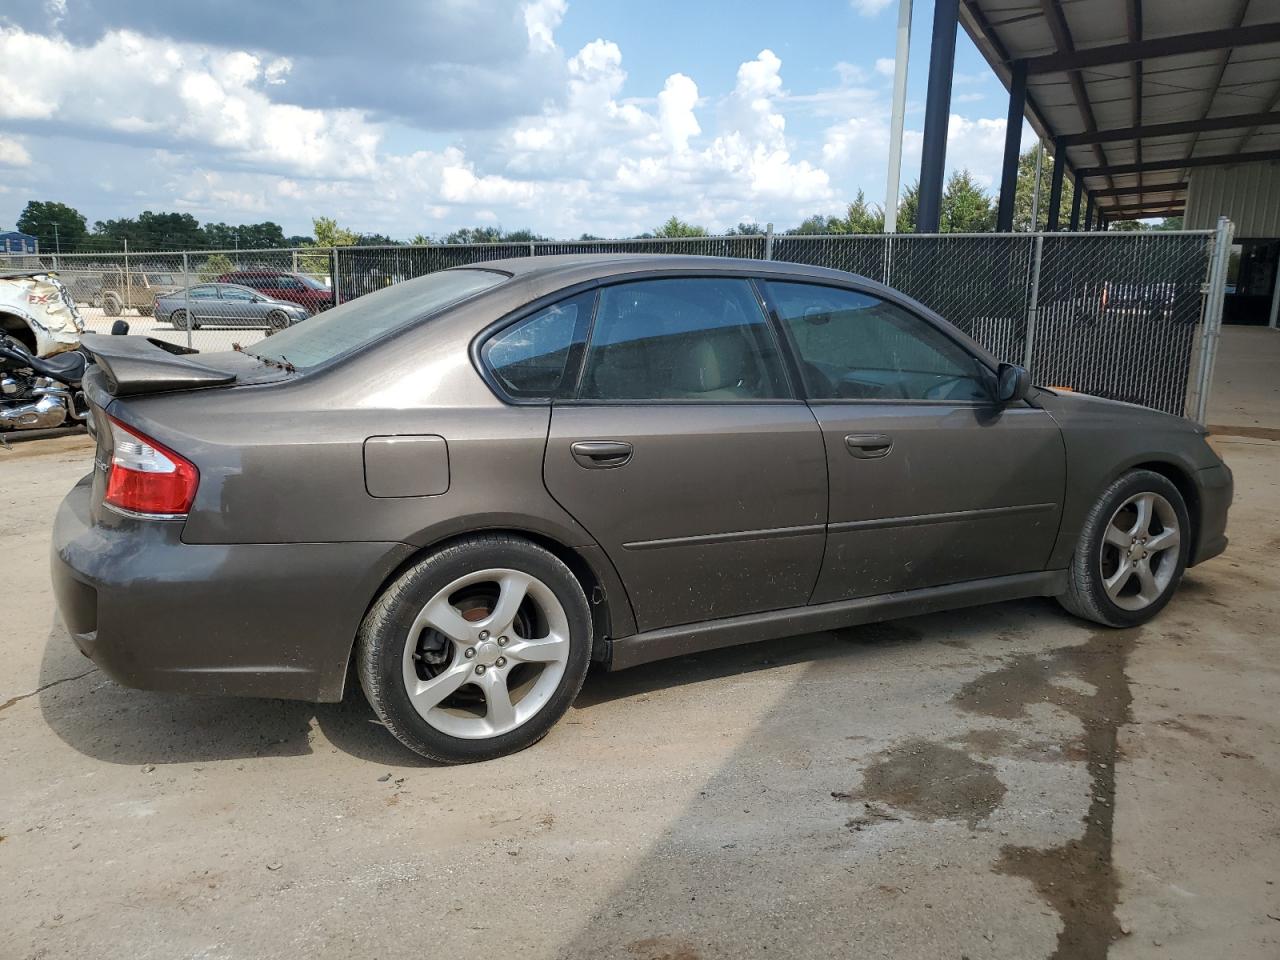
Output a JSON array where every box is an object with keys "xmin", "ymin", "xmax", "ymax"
[{"xmin": 2, "ymin": 428, "xmax": 1278, "ymax": 960}]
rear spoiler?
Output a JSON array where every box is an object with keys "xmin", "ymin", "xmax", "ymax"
[{"xmin": 81, "ymin": 333, "xmax": 236, "ymax": 397}]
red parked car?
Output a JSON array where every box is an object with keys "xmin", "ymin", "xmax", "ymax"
[{"xmin": 215, "ymin": 270, "xmax": 334, "ymax": 313}]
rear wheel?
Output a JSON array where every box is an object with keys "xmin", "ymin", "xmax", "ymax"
[
  {"xmin": 1059, "ymin": 469, "xmax": 1189, "ymax": 627},
  {"xmin": 170, "ymin": 309, "xmax": 190, "ymax": 331},
  {"xmin": 357, "ymin": 535, "xmax": 592, "ymax": 763},
  {"xmin": 102, "ymin": 293, "xmax": 122, "ymax": 317}
]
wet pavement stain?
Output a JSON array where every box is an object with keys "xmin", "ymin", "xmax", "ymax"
[
  {"xmin": 835, "ymin": 620, "xmax": 923, "ymax": 648},
  {"xmin": 625, "ymin": 936, "xmax": 700, "ymax": 960},
  {"xmin": 954, "ymin": 629, "xmax": 1140, "ymax": 960},
  {"xmin": 836, "ymin": 738, "xmax": 1007, "ymax": 829}
]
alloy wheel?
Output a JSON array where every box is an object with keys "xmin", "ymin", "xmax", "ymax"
[
  {"xmin": 400, "ymin": 568, "xmax": 571, "ymax": 739},
  {"xmin": 1099, "ymin": 491, "xmax": 1181, "ymax": 611}
]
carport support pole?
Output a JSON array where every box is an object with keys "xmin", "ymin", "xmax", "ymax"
[
  {"xmin": 182, "ymin": 252, "xmax": 192, "ymax": 349},
  {"xmin": 915, "ymin": 0, "xmax": 958, "ymax": 233},
  {"xmin": 995, "ymin": 60, "xmax": 1027, "ymax": 233},
  {"xmin": 1046, "ymin": 139, "xmax": 1066, "ymax": 231},
  {"xmin": 1083, "ymin": 194, "xmax": 1094, "ymax": 232},
  {"xmin": 1068, "ymin": 178, "xmax": 1082, "ymax": 231},
  {"xmin": 1195, "ymin": 216, "xmax": 1235, "ymax": 423}
]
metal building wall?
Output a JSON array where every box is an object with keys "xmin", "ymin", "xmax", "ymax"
[{"xmin": 1185, "ymin": 162, "xmax": 1280, "ymax": 237}]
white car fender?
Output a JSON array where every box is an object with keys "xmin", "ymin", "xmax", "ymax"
[{"xmin": 0, "ymin": 273, "xmax": 84, "ymax": 356}]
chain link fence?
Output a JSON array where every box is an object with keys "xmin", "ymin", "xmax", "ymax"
[{"xmin": 3, "ymin": 227, "xmax": 1226, "ymax": 417}]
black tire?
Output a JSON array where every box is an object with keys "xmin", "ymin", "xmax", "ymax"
[
  {"xmin": 170, "ymin": 309, "xmax": 190, "ymax": 331},
  {"xmin": 102, "ymin": 294, "xmax": 122, "ymax": 317},
  {"xmin": 357, "ymin": 534, "xmax": 592, "ymax": 763},
  {"xmin": 1058, "ymin": 469, "xmax": 1190, "ymax": 628},
  {"xmin": 266, "ymin": 309, "xmax": 290, "ymax": 332}
]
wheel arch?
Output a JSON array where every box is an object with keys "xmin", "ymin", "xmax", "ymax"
[
  {"xmin": 1129, "ymin": 459, "xmax": 1201, "ymax": 561},
  {"xmin": 340, "ymin": 525, "xmax": 633, "ymax": 700}
]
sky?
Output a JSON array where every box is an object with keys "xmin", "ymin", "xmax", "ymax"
[{"xmin": 0, "ymin": 0, "xmax": 1035, "ymax": 241}]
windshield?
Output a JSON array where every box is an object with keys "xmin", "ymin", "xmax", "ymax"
[{"xmin": 251, "ymin": 268, "xmax": 506, "ymax": 370}]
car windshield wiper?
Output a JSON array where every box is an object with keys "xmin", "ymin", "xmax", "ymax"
[{"xmin": 232, "ymin": 342, "xmax": 296, "ymax": 373}]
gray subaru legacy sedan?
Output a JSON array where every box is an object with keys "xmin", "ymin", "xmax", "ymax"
[{"xmin": 51, "ymin": 255, "xmax": 1232, "ymax": 763}]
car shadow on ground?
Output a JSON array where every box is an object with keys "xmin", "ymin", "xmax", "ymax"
[{"xmin": 35, "ymin": 597, "xmax": 1059, "ymax": 770}]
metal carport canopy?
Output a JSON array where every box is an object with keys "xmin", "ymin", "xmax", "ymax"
[{"xmin": 958, "ymin": 0, "xmax": 1280, "ymax": 221}]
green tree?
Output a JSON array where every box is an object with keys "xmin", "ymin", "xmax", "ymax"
[
  {"xmin": 16, "ymin": 200, "xmax": 89, "ymax": 251},
  {"xmin": 1155, "ymin": 216, "xmax": 1184, "ymax": 231},
  {"xmin": 1109, "ymin": 219, "xmax": 1150, "ymax": 232},
  {"xmin": 940, "ymin": 170, "xmax": 995, "ymax": 233},
  {"xmin": 841, "ymin": 190, "xmax": 886, "ymax": 233},
  {"xmin": 410, "ymin": 233, "xmax": 432, "ymax": 245},
  {"xmin": 444, "ymin": 226, "xmax": 504, "ymax": 244},
  {"xmin": 725, "ymin": 221, "xmax": 764, "ymax": 236},
  {"xmin": 653, "ymin": 216, "xmax": 708, "ymax": 238},
  {"xmin": 197, "ymin": 252, "xmax": 236, "ymax": 282},
  {"xmin": 311, "ymin": 216, "xmax": 358, "ymax": 247},
  {"xmin": 1012, "ymin": 147, "xmax": 1076, "ymax": 232},
  {"xmin": 896, "ymin": 180, "xmax": 920, "ymax": 233},
  {"xmin": 785, "ymin": 214, "xmax": 836, "ymax": 235}
]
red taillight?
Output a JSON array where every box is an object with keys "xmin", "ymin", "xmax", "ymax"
[{"xmin": 104, "ymin": 415, "xmax": 199, "ymax": 517}]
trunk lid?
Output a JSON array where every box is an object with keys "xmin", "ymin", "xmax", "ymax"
[{"xmin": 81, "ymin": 333, "xmax": 293, "ymax": 397}]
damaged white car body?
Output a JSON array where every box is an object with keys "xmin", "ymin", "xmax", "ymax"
[{"xmin": 0, "ymin": 271, "xmax": 84, "ymax": 356}]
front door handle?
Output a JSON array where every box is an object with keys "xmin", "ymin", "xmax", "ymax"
[
  {"xmin": 571, "ymin": 440, "xmax": 634, "ymax": 469},
  {"xmin": 845, "ymin": 433, "xmax": 892, "ymax": 459}
]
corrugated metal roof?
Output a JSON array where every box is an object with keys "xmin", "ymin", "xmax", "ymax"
[
  {"xmin": 1185, "ymin": 160, "xmax": 1280, "ymax": 236},
  {"xmin": 960, "ymin": 0, "xmax": 1280, "ymax": 221}
]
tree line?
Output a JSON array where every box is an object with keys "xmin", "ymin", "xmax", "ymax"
[{"xmin": 9, "ymin": 150, "xmax": 1179, "ymax": 254}]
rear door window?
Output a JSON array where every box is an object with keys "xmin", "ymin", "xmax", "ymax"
[{"xmin": 578, "ymin": 278, "xmax": 789, "ymax": 401}]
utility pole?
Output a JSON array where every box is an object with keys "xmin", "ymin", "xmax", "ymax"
[{"xmin": 884, "ymin": 0, "xmax": 913, "ymax": 233}]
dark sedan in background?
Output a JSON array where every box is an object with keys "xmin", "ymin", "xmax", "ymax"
[
  {"xmin": 52, "ymin": 255, "xmax": 1231, "ymax": 764},
  {"xmin": 215, "ymin": 270, "xmax": 334, "ymax": 313},
  {"xmin": 153, "ymin": 283, "xmax": 310, "ymax": 330}
]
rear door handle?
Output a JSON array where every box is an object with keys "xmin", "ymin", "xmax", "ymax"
[
  {"xmin": 571, "ymin": 440, "xmax": 634, "ymax": 469},
  {"xmin": 845, "ymin": 433, "xmax": 893, "ymax": 459}
]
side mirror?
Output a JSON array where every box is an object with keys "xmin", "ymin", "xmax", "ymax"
[{"xmin": 996, "ymin": 362, "xmax": 1031, "ymax": 403}]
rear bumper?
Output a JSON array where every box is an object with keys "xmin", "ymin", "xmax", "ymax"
[
  {"xmin": 1190, "ymin": 462, "xmax": 1233, "ymax": 566},
  {"xmin": 51, "ymin": 474, "xmax": 413, "ymax": 701}
]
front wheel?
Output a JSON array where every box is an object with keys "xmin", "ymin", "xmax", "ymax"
[
  {"xmin": 1058, "ymin": 469, "xmax": 1190, "ymax": 627},
  {"xmin": 357, "ymin": 535, "xmax": 593, "ymax": 763},
  {"xmin": 266, "ymin": 309, "xmax": 291, "ymax": 332}
]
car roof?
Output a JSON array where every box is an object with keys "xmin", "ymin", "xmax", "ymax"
[{"xmin": 448, "ymin": 253, "xmax": 858, "ymax": 285}]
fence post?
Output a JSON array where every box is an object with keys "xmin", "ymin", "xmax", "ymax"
[
  {"xmin": 292, "ymin": 249, "xmax": 299, "ymax": 274},
  {"xmin": 331, "ymin": 247, "xmax": 341, "ymax": 306},
  {"xmin": 123, "ymin": 238, "xmax": 131, "ymax": 316},
  {"xmin": 529, "ymin": 240, "xmax": 536, "ymax": 258},
  {"xmin": 764, "ymin": 223, "xmax": 773, "ymax": 261},
  {"xmin": 1194, "ymin": 216, "xmax": 1234, "ymax": 423},
  {"xmin": 1022, "ymin": 234, "xmax": 1044, "ymax": 370},
  {"xmin": 182, "ymin": 252, "xmax": 192, "ymax": 349}
]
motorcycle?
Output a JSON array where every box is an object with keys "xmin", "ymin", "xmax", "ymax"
[{"xmin": 0, "ymin": 332, "xmax": 92, "ymax": 433}]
